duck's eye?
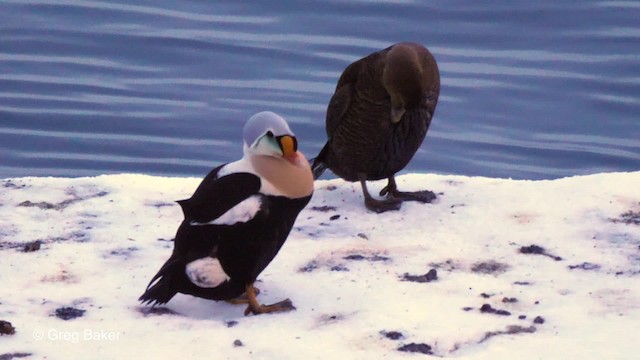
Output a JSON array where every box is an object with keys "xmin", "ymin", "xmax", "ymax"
[{"xmin": 265, "ymin": 130, "xmax": 274, "ymax": 137}]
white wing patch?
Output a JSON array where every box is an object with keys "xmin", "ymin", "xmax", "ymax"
[
  {"xmin": 190, "ymin": 195, "xmax": 262, "ymax": 226},
  {"xmin": 185, "ymin": 257, "xmax": 230, "ymax": 288},
  {"xmin": 217, "ymin": 157, "xmax": 253, "ymax": 178},
  {"xmin": 217, "ymin": 153, "xmax": 285, "ymax": 197}
]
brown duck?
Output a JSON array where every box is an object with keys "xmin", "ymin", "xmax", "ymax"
[{"xmin": 312, "ymin": 42, "xmax": 440, "ymax": 213}]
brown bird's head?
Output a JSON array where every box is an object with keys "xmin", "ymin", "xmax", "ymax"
[{"xmin": 382, "ymin": 42, "xmax": 440, "ymax": 123}]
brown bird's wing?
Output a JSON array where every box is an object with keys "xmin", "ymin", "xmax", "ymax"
[
  {"xmin": 313, "ymin": 60, "xmax": 362, "ymax": 179},
  {"xmin": 326, "ymin": 84, "xmax": 351, "ymax": 136},
  {"xmin": 325, "ymin": 57, "xmax": 365, "ymax": 136},
  {"xmin": 326, "ymin": 44, "xmax": 398, "ymax": 136}
]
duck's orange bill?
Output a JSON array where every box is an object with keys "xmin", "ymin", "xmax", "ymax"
[{"xmin": 278, "ymin": 135, "xmax": 297, "ymax": 160}]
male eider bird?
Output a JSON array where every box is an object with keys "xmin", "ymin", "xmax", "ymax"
[
  {"xmin": 312, "ymin": 42, "xmax": 440, "ymax": 213},
  {"xmin": 139, "ymin": 111, "xmax": 314, "ymax": 315}
]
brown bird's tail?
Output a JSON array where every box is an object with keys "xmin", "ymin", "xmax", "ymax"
[{"xmin": 310, "ymin": 143, "xmax": 329, "ymax": 180}]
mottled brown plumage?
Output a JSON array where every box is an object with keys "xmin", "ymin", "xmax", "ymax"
[{"xmin": 312, "ymin": 42, "xmax": 440, "ymax": 213}]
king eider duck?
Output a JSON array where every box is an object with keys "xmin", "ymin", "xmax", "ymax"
[
  {"xmin": 312, "ymin": 42, "xmax": 440, "ymax": 213},
  {"xmin": 139, "ymin": 111, "xmax": 314, "ymax": 315}
]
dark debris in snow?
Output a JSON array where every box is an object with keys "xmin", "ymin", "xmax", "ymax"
[
  {"xmin": 471, "ymin": 260, "xmax": 510, "ymax": 275},
  {"xmin": 1, "ymin": 180, "xmax": 28, "ymax": 189},
  {"xmin": 479, "ymin": 325, "xmax": 536, "ymax": 344},
  {"xmin": 568, "ymin": 262, "xmax": 601, "ymax": 271},
  {"xmin": 610, "ymin": 210, "xmax": 640, "ymax": 225},
  {"xmin": 107, "ymin": 246, "xmax": 139, "ymax": 258},
  {"xmin": 226, "ymin": 320, "xmax": 239, "ymax": 328},
  {"xmin": 380, "ymin": 330, "xmax": 405, "ymax": 340},
  {"xmin": 22, "ymin": 240, "xmax": 41, "ymax": 252},
  {"xmin": 397, "ymin": 343, "xmax": 433, "ymax": 355},
  {"xmin": 0, "ymin": 320, "xmax": 16, "ymax": 335},
  {"xmin": 0, "ymin": 353, "xmax": 32, "ymax": 360},
  {"xmin": 17, "ymin": 190, "xmax": 109, "ymax": 211},
  {"xmin": 299, "ymin": 261, "xmax": 319, "ymax": 273},
  {"xmin": 519, "ymin": 244, "xmax": 563, "ymax": 261},
  {"xmin": 138, "ymin": 307, "xmax": 180, "ymax": 317},
  {"xmin": 401, "ymin": 269, "xmax": 438, "ymax": 283},
  {"xmin": 343, "ymin": 254, "xmax": 391, "ymax": 262},
  {"xmin": 54, "ymin": 307, "xmax": 85, "ymax": 320},
  {"xmin": 310, "ymin": 205, "xmax": 337, "ymax": 212},
  {"xmin": 480, "ymin": 304, "xmax": 511, "ymax": 316},
  {"xmin": 330, "ymin": 265, "xmax": 349, "ymax": 272}
]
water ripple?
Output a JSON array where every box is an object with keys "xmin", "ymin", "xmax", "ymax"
[
  {"xmin": 5, "ymin": 0, "xmax": 277, "ymax": 24},
  {"xmin": 0, "ymin": 53, "xmax": 159, "ymax": 72},
  {"xmin": 0, "ymin": 127, "xmax": 229, "ymax": 147},
  {"xmin": 0, "ymin": 1, "xmax": 638, "ymax": 179}
]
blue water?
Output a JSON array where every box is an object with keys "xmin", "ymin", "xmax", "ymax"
[{"xmin": 1, "ymin": 1, "xmax": 639, "ymax": 180}]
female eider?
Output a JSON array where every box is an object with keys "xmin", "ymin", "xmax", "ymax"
[
  {"xmin": 312, "ymin": 42, "xmax": 440, "ymax": 213},
  {"xmin": 140, "ymin": 111, "xmax": 314, "ymax": 315}
]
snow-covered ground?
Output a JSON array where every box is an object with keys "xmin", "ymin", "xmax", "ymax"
[{"xmin": 1, "ymin": 172, "xmax": 639, "ymax": 359}]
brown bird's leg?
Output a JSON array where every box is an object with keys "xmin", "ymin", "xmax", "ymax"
[
  {"xmin": 358, "ymin": 173, "xmax": 402, "ymax": 213},
  {"xmin": 243, "ymin": 283, "xmax": 296, "ymax": 316},
  {"xmin": 380, "ymin": 176, "xmax": 436, "ymax": 203},
  {"xmin": 226, "ymin": 287, "xmax": 260, "ymax": 305}
]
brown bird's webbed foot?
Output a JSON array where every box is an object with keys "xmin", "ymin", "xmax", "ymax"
[
  {"xmin": 359, "ymin": 174, "xmax": 402, "ymax": 213},
  {"xmin": 379, "ymin": 176, "xmax": 437, "ymax": 203},
  {"xmin": 243, "ymin": 283, "xmax": 296, "ymax": 316}
]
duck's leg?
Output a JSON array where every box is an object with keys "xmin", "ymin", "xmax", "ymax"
[
  {"xmin": 379, "ymin": 176, "xmax": 436, "ymax": 203},
  {"xmin": 243, "ymin": 283, "xmax": 296, "ymax": 316},
  {"xmin": 358, "ymin": 173, "xmax": 402, "ymax": 213},
  {"xmin": 227, "ymin": 287, "xmax": 260, "ymax": 305}
]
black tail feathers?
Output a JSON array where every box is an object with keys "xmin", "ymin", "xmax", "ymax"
[
  {"xmin": 311, "ymin": 158, "xmax": 327, "ymax": 180},
  {"xmin": 311, "ymin": 143, "xmax": 329, "ymax": 180},
  {"xmin": 138, "ymin": 258, "xmax": 181, "ymax": 306}
]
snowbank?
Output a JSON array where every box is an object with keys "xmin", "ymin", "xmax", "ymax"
[{"xmin": 1, "ymin": 172, "xmax": 639, "ymax": 359}]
